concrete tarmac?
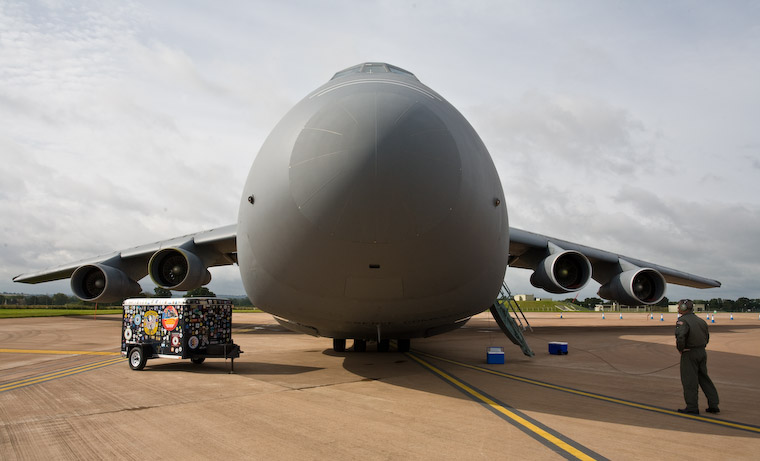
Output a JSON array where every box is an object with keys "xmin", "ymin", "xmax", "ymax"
[{"xmin": 1, "ymin": 311, "xmax": 759, "ymax": 460}]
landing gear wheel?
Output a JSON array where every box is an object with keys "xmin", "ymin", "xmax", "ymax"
[
  {"xmin": 128, "ymin": 347, "xmax": 147, "ymax": 370},
  {"xmin": 333, "ymin": 338, "xmax": 346, "ymax": 352},
  {"xmin": 377, "ymin": 339, "xmax": 390, "ymax": 352},
  {"xmin": 353, "ymin": 339, "xmax": 367, "ymax": 352},
  {"xmin": 191, "ymin": 356, "xmax": 206, "ymax": 365},
  {"xmin": 397, "ymin": 339, "xmax": 411, "ymax": 352}
]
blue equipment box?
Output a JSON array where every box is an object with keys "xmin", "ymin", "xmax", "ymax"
[
  {"xmin": 548, "ymin": 342, "xmax": 568, "ymax": 355},
  {"xmin": 487, "ymin": 346, "xmax": 505, "ymax": 364}
]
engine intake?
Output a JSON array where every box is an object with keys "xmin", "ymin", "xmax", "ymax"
[
  {"xmin": 71, "ymin": 264, "xmax": 141, "ymax": 303},
  {"xmin": 149, "ymin": 247, "xmax": 211, "ymax": 291},
  {"xmin": 598, "ymin": 268, "xmax": 666, "ymax": 305},
  {"xmin": 530, "ymin": 250, "xmax": 592, "ymax": 294}
]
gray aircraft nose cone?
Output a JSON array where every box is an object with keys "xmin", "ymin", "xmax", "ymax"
[{"xmin": 289, "ymin": 90, "xmax": 462, "ymax": 243}]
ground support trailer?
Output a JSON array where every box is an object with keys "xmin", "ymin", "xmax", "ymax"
[{"xmin": 121, "ymin": 297, "xmax": 241, "ymax": 371}]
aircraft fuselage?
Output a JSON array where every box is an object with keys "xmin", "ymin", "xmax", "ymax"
[{"xmin": 237, "ymin": 63, "xmax": 509, "ymax": 340}]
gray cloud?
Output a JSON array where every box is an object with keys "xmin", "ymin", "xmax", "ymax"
[
  {"xmin": 478, "ymin": 92, "xmax": 660, "ymax": 179},
  {"xmin": 2, "ymin": 0, "xmax": 759, "ymax": 302}
]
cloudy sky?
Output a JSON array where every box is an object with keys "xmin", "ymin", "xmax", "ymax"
[{"xmin": 2, "ymin": 0, "xmax": 759, "ymax": 301}]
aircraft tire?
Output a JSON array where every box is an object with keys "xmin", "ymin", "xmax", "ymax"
[
  {"xmin": 128, "ymin": 347, "xmax": 147, "ymax": 371},
  {"xmin": 333, "ymin": 338, "xmax": 346, "ymax": 352},
  {"xmin": 397, "ymin": 339, "xmax": 411, "ymax": 352},
  {"xmin": 353, "ymin": 339, "xmax": 367, "ymax": 352},
  {"xmin": 377, "ymin": 339, "xmax": 390, "ymax": 352}
]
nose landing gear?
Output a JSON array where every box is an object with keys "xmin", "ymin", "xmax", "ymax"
[
  {"xmin": 333, "ymin": 338, "xmax": 346, "ymax": 352},
  {"xmin": 331, "ymin": 338, "xmax": 411, "ymax": 352}
]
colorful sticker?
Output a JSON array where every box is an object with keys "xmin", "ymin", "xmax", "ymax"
[
  {"xmin": 171, "ymin": 333, "xmax": 181, "ymax": 347},
  {"xmin": 124, "ymin": 328, "xmax": 132, "ymax": 340},
  {"xmin": 133, "ymin": 314, "xmax": 141, "ymax": 326},
  {"xmin": 162, "ymin": 306, "xmax": 179, "ymax": 331},
  {"xmin": 188, "ymin": 335, "xmax": 199, "ymax": 349},
  {"xmin": 144, "ymin": 310, "xmax": 159, "ymax": 335}
]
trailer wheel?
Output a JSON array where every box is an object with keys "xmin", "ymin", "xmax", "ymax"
[
  {"xmin": 128, "ymin": 347, "xmax": 147, "ymax": 371},
  {"xmin": 191, "ymin": 357, "xmax": 206, "ymax": 365}
]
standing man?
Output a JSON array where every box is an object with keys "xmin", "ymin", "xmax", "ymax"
[{"xmin": 675, "ymin": 299, "xmax": 720, "ymax": 415}]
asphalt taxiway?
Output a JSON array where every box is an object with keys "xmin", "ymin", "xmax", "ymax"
[{"xmin": 1, "ymin": 312, "xmax": 759, "ymax": 459}]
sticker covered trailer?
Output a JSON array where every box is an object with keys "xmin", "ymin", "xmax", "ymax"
[{"xmin": 121, "ymin": 298, "xmax": 241, "ymax": 370}]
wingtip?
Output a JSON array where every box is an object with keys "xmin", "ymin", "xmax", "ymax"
[{"xmin": 12, "ymin": 274, "xmax": 31, "ymax": 283}]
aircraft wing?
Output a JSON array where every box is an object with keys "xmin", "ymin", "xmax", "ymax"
[
  {"xmin": 507, "ymin": 227, "xmax": 720, "ymax": 304},
  {"xmin": 13, "ymin": 224, "xmax": 237, "ymax": 302},
  {"xmin": 14, "ymin": 222, "xmax": 719, "ymax": 306}
]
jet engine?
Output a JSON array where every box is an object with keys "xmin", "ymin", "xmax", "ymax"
[
  {"xmin": 529, "ymin": 250, "xmax": 592, "ymax": 294},
  {"xmin": 149, "ymin": 247, "xmax": 212, "ymax": 291},
  {"xmin": 598, "ymin": 268, "xmax": 666, "ymax": 305},
  {"xmin": 71, "ymin": 264, "xmax": 141, "ymax": 303}
]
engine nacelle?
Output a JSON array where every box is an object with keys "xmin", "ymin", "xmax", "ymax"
[
  {"xmin": 149, "ymin": 247, "xmax": 212, "ymax": 291},
  {"xmin": 529, "ymin": 250, "xmax": 592, "ymax": 294},
  {"xmin": 71, "ymin": 264, "xmax": 142, "ymax": 303},
  {"xmin": 598, "ymin": 268, "xmax": 666, "ymax": 305}
]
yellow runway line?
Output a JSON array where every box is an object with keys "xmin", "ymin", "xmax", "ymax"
[
  {"xmin": 0, "ymin": 357, "xmax": 123, "ymax": 393},
  {"xmin": 407, "ymin": 352, "xmax": 605, "ymax": 461},
  {"xmin": 415, "ymin": 350, "xmax": 760, "ymax": 435},
  {"xmin": 0, "ymin": 348, "xmax": 120, "ymax": 356}
]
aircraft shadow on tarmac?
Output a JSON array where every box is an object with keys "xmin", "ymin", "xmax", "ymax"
[
  {"xmin": 104, "ymin": 315, "xmax": 759, "ymax": 437},
  {"xmin": 233, "ymin": 323, "xmax": 298, "ymax": 335},
  {"xmin": 139, "ymin": 360, "xmax": 323, "ymax": 376},
  {"xmin": 332, "ymin": 326, "xmax": 760, "ymax": 438}
]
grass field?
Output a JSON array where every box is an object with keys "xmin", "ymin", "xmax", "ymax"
[
  {"xmin": 507, "ymin": 300, "xmax": 588, "ymax": 312},
  {"xmin": 0, "ymin": 307, "xmax": 263, "ymax": 318},
  {"xmin": 1, "ymin": 301, "xmax": 572, "ymax": 318}
]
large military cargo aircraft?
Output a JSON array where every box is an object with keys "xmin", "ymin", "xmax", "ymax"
[{"xmin": 14, "ymin": 62, "xmax": 720, "ymax": 353}]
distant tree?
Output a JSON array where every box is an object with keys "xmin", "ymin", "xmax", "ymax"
[
  {"xmin": 154, "ymin": 287, "xmax": 173, "ymax": 298},
  {"xmin": 656, "ymin": 296, "xmax": 669, "ymax": 308},
  {"xmin": 52, "ymin": 293, "xmax": 69, "ymax": 305},
  {"xmin": 25, "ymin": 294, "xmax": 52, "ymax": 306},
  {"xmin": 735, "ymin": 297, "xmax": 750, "ymax": 312},
  {"xmin": 581, "ymin": 297, "xmax": 603, "ymax": 309},
  {"xmin": 0, "ymin": 294, "xmax": 15, "ymax": 305},
  {"xmin": 232, "ymin": 296, "xmax": 253, "ymax": 307},
  {"xmin": 186, "ymin": 286, "xmax": 216, "ymax": 298}
]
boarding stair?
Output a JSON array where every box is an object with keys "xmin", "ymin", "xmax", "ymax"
[{"xmin": 489, "ymin": 282, "xmax": 534, "ymax": 357}]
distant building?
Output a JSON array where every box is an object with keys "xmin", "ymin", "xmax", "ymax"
[
  {"xmin": 668, "ymin": 303, "xmax": 705, "ymax": 313},
  {"xmin": 514, "ymin": 294, "xmax": 535, "ymax": 302},
  {"xmin": 596, "ymin": 302, "xmax": 664, "ymax": 312},
  {"xmin": 595, "ymin": 303, "xmax": 619, "ymax": 312}
]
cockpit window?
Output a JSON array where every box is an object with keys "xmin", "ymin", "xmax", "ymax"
[
  {"xmin": 331, "ymin": 64, "xmax": 362, "ymax": 80},
  {"xmin": 362, "ymin": 63, "xmax": 387, "ymax": 74},
  {"xmin": 387, "ymin": 65, "xmax": 414, "ymax": 77},
  {"xmin": 331, "ymin": 63, "xmax": 417, "ymax": 81}
]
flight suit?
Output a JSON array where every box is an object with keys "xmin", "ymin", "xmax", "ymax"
[{"xmin": 675, "ymin": 312, "xmax": 719, "ymax": 412}]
